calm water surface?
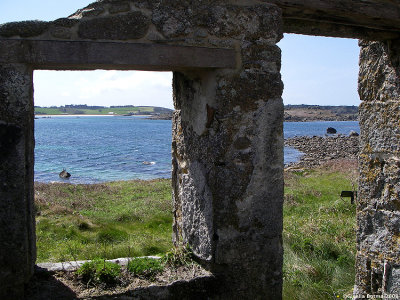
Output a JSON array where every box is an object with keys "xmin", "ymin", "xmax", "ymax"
[
  {"xmin": 34, "ymin": 117, "xmax": 359, "ymax": 183},
  {"xmin": 35, "ymin": 116, "xmax": 171, "ymax": 183}
]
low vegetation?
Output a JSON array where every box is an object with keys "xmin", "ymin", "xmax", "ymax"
[
  {"xmin": 127, "ymin": 257, "xmax": 164, "ymax": 279},
  {"xmin": 76, "ymin": 259, "xmax": 121, "ymax": 284},
  {"xmin": 35, "ymin": 179, "xmax": 173, "ymax": 262},
  {"xmin": 283, "ymin": 159, "xmax": 358, "ymax": 299},
  {"xmin": 34, "ymin": 160, "xmax": 358, "ymax": 299},
  {"xmin": 160, "ymin": 243, "xmax": 194, "ymax": 267},
  {"xmin": 73, "ymin": 246, "xmax": 195, "ymax": 288}
]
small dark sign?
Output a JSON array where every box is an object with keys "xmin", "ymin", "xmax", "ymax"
[{"xmin": 341, "ymin": 191, "xmax": 356, "ymax": 204}]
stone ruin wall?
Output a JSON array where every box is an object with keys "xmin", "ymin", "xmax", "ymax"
[
  {"xmin": 2, "ymin": 0, "xmax": 400, "ymax": 299},
  {"xmin": 0, "ymin": 1, "xmax": 284, "ymax": 299},
  {"xmin": 356, "ymin": 39, "xmax": 400, "ymax": 297}
]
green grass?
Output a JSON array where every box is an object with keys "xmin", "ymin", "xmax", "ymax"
[
  {"xmin": 127, "ymin": 257, "xmax": 164, "ymax": 279},
  {"xmin": 35, "ymin": 179, "xmax": 173, "ymax": 262},
  {"xmin": 76, "ymin": 258, "xmax": 121, "ymax": 284},
  {"xmin": 283, "ymin": 160, "xmax": 358, "ymax": 300},
  {"xmin": 35, "ymin": 160, "xmax": 358, "ymax": 299}
]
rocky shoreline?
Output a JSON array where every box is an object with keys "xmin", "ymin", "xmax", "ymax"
[
  {"xmin": 285, "ymin": 135, "xmax": 359, "ymax": 169},
  {"xmin": 145, "ymin": 113, "xmax": 173, "ymax": 120}
]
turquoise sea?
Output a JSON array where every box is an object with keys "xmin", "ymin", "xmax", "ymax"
[{"xmin": 34, "ymin": 116, "xmax": 359, "ymax": 183}]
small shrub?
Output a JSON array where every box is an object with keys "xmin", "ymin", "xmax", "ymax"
[
  {"xmin": 127, "ymin": 257, "xmax": 164, "ymax": 279},
  {"xmin": 76, "ymin": 260, "xmax": 96, "ymax": 282},
  {"xmin": 161, "ymin": 244, "xmax": 193, "ymax": 267},
  {"xmin": 76, "ymin": 259, "xmax": 121, "ymax": 284}
]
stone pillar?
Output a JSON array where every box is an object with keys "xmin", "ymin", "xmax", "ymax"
[
  {"xmin": 0, "ymin": 64, "xmax": 35, "ymax": 299},
  {"xmin": 171, "ymin": 13, "xmax": 284, "ymax": 299},
  {"xmin": 355, "ymin": 40, "xmax": 400, "ymax": 297}
]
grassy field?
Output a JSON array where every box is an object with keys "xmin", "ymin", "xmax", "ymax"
[
  {"xmin": 34, "ymin": 160, "xmax": 357, "ymax": 299},
  {"xmin": 283, "ymin": 160, "xmax": 357, "ymax": 299},
  {"xmin": 35, "ymin": 179, "xmax": 173, "ymax": 262}
]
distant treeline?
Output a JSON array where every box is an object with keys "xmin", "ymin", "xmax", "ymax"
[
  {"xmin": 35, "ymin": 104, "xmax": 359, "ymax": 121},
  {"xmin": 34, "ymin": 105, "xmax": 173, "ymax": 116}
]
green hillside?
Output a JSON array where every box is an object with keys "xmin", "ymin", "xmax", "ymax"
[{"xmin": 35, "ymin": 105, "xmax": 173, "ymax": 116}]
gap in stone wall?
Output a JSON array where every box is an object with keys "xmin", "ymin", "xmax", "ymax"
[
  {"xmin": 279, "ymin": 34, "xmax": 361, "ymax": 299},
  {"xmin": 32, "ymin": 70, "xmax": 175, "ymax": 264}
]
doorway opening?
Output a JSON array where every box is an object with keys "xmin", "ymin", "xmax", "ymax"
[{"xmin": 279, "ymin": 34, "xmax": 360, "ymax": 299}]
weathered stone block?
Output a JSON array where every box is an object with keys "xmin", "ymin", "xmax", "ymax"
[
  {"xmin": 356, "ymin": 38, "xmax": 400, "ymax": 296},
  {"xmin": 172, "ymin": 36, "xmax": 284, "ymax": 298},
  {"xmin": 49, "ymin": 27, "xmax": 72, "ymax": 39},
  {"xmin": 52, "ymin": 18, "xmax": 79, "ymax": 28},
  {"xmin": 152, "ymin": 3, "xmax": 282, "ymax": 40},
  {"xmin": 0, "ymin": 64, "xmax": 35, "ymax": 299},
  {"xmin": 0, "ymin": 21, "xmax": 49, "ymax": 38},
  {"xmin": 386, "ymin": 265, "xmax": 400, "ymax": 294},
  {"xmin": 78, "ymin": 12, "xmax": 150, "ymax": 40},
  {"xmin": 0, "ymin": 40, "xmax": 236, "ymax": 70},
  {"xmin": 359, "ymin": 40, "xmax": 400, "ymax": 102},
  {"xmin": 81, "ymin": 7, "xmax": 105, "ymax": 18},
  {"xmin": 109, "ymin": 2, "xmax": 131, "ymax": 14},
  {"xmin": 359, "ymin": 101, "xmax": 400, "ymax": 152}
]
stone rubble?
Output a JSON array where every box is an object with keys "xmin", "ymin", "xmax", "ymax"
[{"xmin": 285, "ymin": 135, "xmax": 359, "ymax": 169}]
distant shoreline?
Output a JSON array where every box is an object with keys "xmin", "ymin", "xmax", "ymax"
[
  {"xmin": 35, "ymin": 114, "xmax": 150, "ymax": 117},
  {"xmin": 35, "ymin": 104, "xmax": 358, "ymax": 122},
  {"xmin": 35, "ymin": 115, "xmax": 360, "ymax": 123}
]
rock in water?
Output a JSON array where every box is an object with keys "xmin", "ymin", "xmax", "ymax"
[
  {"xmin": 326, "ymin": 127, "xmax": 337, "ymax": 134},
  {"xmin": 59, "ymin": 169, "xmax": 71, "ymax": 179},
  {"xmin": 349, "ymin": 130, "xmax": 359, "ymax": 137}
]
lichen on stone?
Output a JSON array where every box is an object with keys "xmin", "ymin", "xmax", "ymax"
[
  {"xmin": 0, "ymin": 21, "xmax": 49, "ymax": 38},
  {"xmin": 78, "ymin": 11, "xmax": 150, "ymax": 40}
]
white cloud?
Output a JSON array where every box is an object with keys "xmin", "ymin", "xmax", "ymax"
[{"xmin": 34, "ymin": 70, "xmax": 174, "ymax": 108}]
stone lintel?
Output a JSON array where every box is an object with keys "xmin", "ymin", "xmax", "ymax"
[
  {"xmin": 266, "ymin": 0, "xmax": 400, "ymax": 39},
  {"xmin": 0, "ymin": 39, "xmax": 236, "ymax": 71},
  {"xmin": 283, "ymin": 19, "xmax": 400, "ymax": 40}
]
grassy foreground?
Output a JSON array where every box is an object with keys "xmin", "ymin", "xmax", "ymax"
[
  {"xmin": 35, "ymin": 179, "xmax": 173, "ymax": 262},
  {"xmin": 34, "ymin": 160, "xmax": 357, "ymax": 299},
  {"xmin": 283, "ymin": 160, "xmax": 357, "ymax": 299}
]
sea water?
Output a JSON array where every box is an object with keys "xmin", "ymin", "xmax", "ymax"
[{"xmin": 35, "ymin": 116, "xmax": 359, "ymax": 183}]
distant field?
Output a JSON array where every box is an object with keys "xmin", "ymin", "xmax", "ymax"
[
  {"xmin": 35, "ymin": 104, "xmax": 357, "ymax": 121},
  {"xmin": 35, "ymin": 105, "xmax": 171, "ymax": 115}
]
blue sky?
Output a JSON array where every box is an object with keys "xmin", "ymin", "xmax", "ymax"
[{"xmin": 0, "ymin": 0, "xmax": 360, "ymax": 109}]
